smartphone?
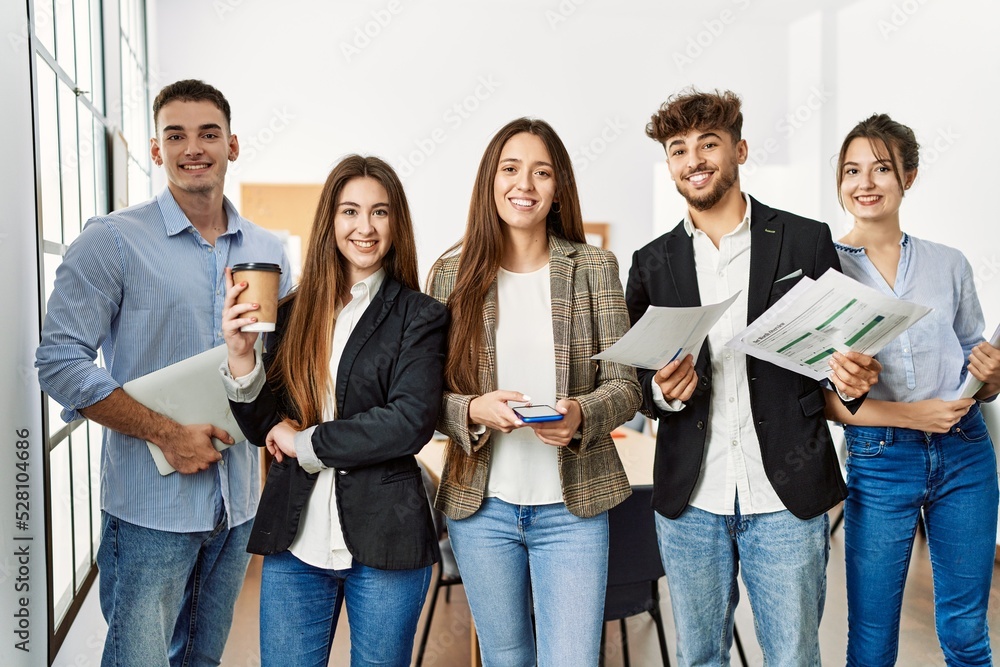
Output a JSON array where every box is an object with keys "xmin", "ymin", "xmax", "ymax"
[{"xmin": 512, "ymin": 405, "xmax": 564, "ymax": 423}]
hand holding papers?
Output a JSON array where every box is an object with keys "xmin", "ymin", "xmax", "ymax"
[
  {"xmin": 955, "ymin": 323, "xmax": 1000, "ymax": 399},
  {"xmin": 726, "ymin": 269, "xmax": 931, "ymax": 381},
  {"xmin": 593, "ymin": 293, "xmax": 740, "ymax": 370}
]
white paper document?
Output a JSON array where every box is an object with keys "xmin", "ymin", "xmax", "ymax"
[
  {"xmin": 726, "ymin": 269, "xmax": 931, "ymax": 381},
  {"xmin": 954, "ymin": 322, "xmax": 1000, "ymax": 399},
  {"xmin": 592, "ymin": 293, "xmax": 740, "ymax": 370}
]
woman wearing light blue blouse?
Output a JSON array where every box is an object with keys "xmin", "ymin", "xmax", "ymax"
[{"xmin": 824, "ymin": 114, "xmax": 1000, "ymax": 666}]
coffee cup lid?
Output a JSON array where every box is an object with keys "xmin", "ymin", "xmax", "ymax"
[{"xmin": 232, "ymin": 262, "xmax": 282, "ymax": 273}]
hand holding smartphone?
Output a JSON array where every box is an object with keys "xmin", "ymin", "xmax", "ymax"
[{"xmin": 511, "ymin": 404, "xmax": 564, "ymax": 423}]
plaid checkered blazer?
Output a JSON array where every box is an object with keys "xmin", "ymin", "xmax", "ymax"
[{"xmin": 428, "ymin": 236, "xmax": 641, "ymax": 520}]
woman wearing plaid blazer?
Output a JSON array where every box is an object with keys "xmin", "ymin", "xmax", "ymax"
[{"xmin": 427, "ymin": 117, "xmax": 641, "ymax": 666}]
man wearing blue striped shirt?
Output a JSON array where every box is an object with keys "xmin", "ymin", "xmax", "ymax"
[{"xmin": 36, "ymin": 80, "xmax": 291, "ymax": 666}]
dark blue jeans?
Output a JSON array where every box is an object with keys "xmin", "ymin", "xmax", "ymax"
[
  {"xmin": 259, "ymin": 550, "xmax": 431, "ymax": 667},
  {"xmin": 844, "ymin": 404, "xmax": 998, "ymax": 666}
]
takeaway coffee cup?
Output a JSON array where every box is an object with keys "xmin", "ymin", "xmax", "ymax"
[{"xmin": 231, "ymin": 262, "xmax": 282, "ymax": 332}]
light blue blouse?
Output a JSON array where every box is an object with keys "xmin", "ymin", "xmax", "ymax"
[{"xmin": 835, "ymin": 233, "xmax": 986, "ymax": 402}]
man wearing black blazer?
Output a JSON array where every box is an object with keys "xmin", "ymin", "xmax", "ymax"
[{"xmin": 626, "ymin": 89, "xmax": 880, "ymax": 666}]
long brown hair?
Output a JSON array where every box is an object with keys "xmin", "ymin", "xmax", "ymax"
[
  {"xmin": 435, "ymin": 118, "xmax": 585, "ymax": 482},
  {"xmin": 271, "ymin": 155, "xmax": 420, "ymax": 428}
]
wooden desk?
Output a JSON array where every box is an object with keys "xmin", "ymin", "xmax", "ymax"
[
  {"xmin": 415, "ymin": 428, "xmax": 656, "ymax": 666},
  {"xmin": 609, "ymin": 427, "xmax": 656, "ymax": 486}
]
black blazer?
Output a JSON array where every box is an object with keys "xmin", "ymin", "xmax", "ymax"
[
  {"xmin": 232, "ymin": 277, "xmax": 448, "ymax": 570},
  {"xmin": 625, "ymin": 196, "xmax": 848, "ymax": 520}
]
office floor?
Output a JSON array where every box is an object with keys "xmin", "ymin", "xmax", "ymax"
[{"xmin": 222, "ymin": 517, "xmax": 1000, "ymax": 666}]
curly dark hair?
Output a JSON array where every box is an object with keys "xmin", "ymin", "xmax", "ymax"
[{"xmin": 646, "ymin": 88, "xmax": 743, "ymax": 148}]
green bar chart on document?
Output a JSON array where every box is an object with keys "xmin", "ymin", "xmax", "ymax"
[{"xmin": 726, "ymin": 269, "xmax": 932, "ymax": 382}]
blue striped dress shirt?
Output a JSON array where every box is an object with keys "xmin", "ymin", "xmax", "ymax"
[
  {"xmin": 36, "ymin": 188, "xmax": 292, "ymax": 532},
  {"xmin": 835, "ymin": 233, "xmax": 985, "ymax": 402}
]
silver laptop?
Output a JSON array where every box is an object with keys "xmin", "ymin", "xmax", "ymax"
[{"xmin": 123, "ymin": 344, "xmax": 247, "ymax": 476}]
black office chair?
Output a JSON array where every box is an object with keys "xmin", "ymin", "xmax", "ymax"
[
  {"xmin": 601, "ymin": 486, "xmax": 748, "ymax": 667},
  {"xmin": 601, "ymin": 485, "xmax": 670, "ymax": 666},
  {"xmin": 414, "ymin": 464, "xmax": 465, "ymax": 667},
  {"xmin": 622, "ymin": 411, "xmax": 647, "ymax": 433}
]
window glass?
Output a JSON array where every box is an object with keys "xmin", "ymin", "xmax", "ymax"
[
  {"xmin": 53, "ymin": 0, "xmax": 75, "ymax": 80},
  {"xmin": 50, "ymin": 435, "xmax": 73, "ymax": 625},
  {"xmin": 34, "ymin": 0, "xmax": 56, "ymax": 57},
  {"xmin": 77, "ymin": 102, "xmax": 97, "ymax": 231},
  {"xmin": 33, "ymin": 0, "xmax": 151, "ymax": 652},
  {"xmin": 37, "ymin": 58, "xmax": 62, "ymax": 243},
  {"xmin": 89, "ymin": 420, "xmax": 102, "ymax": 554},
  {"xmin": 73, "ymin": 0, "xmax": 92, "ymax": 104},
  {"xmin": 72, "ymin": 433, "xmax": 93, "ymax": 588},
  {"xmin": 58, "ymin": 80, "xmax": 81, "ymax": 246},
  {"xmin": 94, "ymin": 115, "xmax": 110, "ymax": 215}
]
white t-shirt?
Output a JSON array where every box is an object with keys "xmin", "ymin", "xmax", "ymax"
[{"xmin": 486, "ymin": 265, "xmax": 563, "ymax": 505}]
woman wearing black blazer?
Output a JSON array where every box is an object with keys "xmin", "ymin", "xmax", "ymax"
[{"xmin": 219, "ymin": 155, "xmax": 447, "ymax": 667}]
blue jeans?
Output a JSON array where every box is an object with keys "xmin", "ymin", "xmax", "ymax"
[
  {"xmin": 447, "ymin": 497, "xmax": 608, "ymax": 667},
  {"xmin": 259, "ymin": 550, "xmax": 431, "ymax": 667},
  {"xmin": 844, "ymin": 404, "xmax": 998, "ymax": 667},
  {"xmin": 97, "ymin": 511, "xmax": 252, "ymax": 667},
  {"xmin": 655, "ymin": 503, "xmax": 829, "ymax": 667}
]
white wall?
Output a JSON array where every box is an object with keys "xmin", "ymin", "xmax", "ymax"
[
  {"xmin": 150, "ymin": 0, "xmax": 999, "ymax": 332},
  {"xmin": 1, "ymin": 1, "xmax": 48, "ymax": 664},
  {"xmin": 830, "ymin": 1, "xmax": 1000, "ymax": 331},
  {"xmin": 153, "ymin": 0, "xmax": 796, "ymax": 280}
]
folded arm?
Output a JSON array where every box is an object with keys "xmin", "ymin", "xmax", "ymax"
[{"xmin": 823, "ymin": 390, "xmax": 974, "ymax": 433}]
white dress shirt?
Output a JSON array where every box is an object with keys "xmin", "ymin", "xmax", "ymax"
[{"xmin": 652, "ymin": 195, "xmax": 785, "ymax": 515}]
